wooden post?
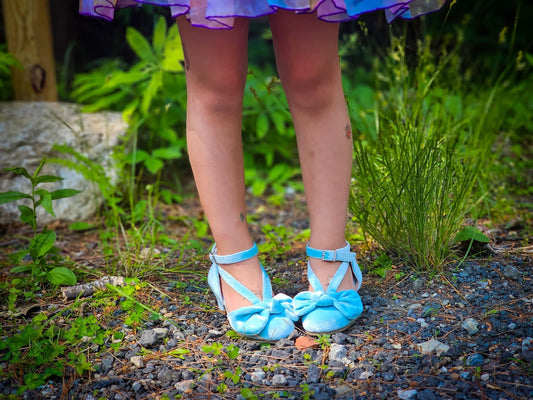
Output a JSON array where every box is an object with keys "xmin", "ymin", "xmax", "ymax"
[{"xmin": 2, "ymin": 0, "xmax": 57, "ymax": 101}]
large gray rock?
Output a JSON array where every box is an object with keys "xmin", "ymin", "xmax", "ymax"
[{"xmin": 0, "ymin": 101, "xmax": 127, "ymax": 223}]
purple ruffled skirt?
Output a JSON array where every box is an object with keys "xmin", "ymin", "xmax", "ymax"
[{"xmin": 79, "ymin": 0, "xmax": 446, "ymax": 28}]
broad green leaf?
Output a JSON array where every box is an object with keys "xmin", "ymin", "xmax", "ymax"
[
  {"xmin": 162, "ymin": 24, "xmax": 184, "ymax": 72},
  {"xmin": 256, "ymin": 113, "xmax": 269, "ymax": 139},
  {"xmin": 251, "ymin": 180, "xmax": 267, "ymax": 197},
  {"xmin": 126, "ymin": 27, "xmax": 155, "ymax": 62},
  {"xmin": 0, "ymin": 191, "xmax": 31, "ymax": 204},
  {"xmin": 152, "ymin": 16, "xmax": 167, "ymax": 56},
  {"xmin": 3, "ymin": 166, "xmax": 32, "ymax": 180},
  {"xmin": 454, "ymin": 226, "xmax": 490, "ymax": 243},
  {"xmin": 35, "ymin": 189, "xmax": 54, "ymax": 217},
  {"xmin": 18, "ymin": 205, "xmax": 35, "ymax": 231},
  {"xmin": 144, "ymin": 156, "xmax": 164, "ymax": 175},
  {"xmin": 47, "ymin": 267, "xmax": 77, "ymax": 286},
  {"xmin": 29, "ymin": 230, "xmax": 56, "ymax": 260},
  {"xmin": 34, "ymin": 175, "xmax": 63, "ymax": 185},
  {"xmin": 11, "ymin": 265, "xmax": 31, "ymax": 274},
  {"xmin": 125, "ymin": 150, "xmax": 149, "ymax": 165},
  {"xmin": 152, "ymin": 146, "xmax": 182, "ymax": 160},
  {"xmin": 50, "ymin": 189, "xmax": 82, "ymax": 200}
]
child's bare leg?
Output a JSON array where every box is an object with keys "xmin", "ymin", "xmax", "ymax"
[
  {"xmin": 177, "ymin": 17, "xmax": 264, "ymax": 310},
  {"xmin": 268, "ymin": 10, "xmax": 355, "ymax": 291}
]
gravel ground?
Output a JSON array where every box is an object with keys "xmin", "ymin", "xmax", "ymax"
[{"xmin": 1, "ymin": 196, "xmax": 532, "ymax": 400}]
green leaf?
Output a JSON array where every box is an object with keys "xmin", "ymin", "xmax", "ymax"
[
  {"xmin": 256, "ymin": 113, "xmax": 269, "ymax": 139},
  {"xmin": 0, "ymin": 191, "xmax": 31, "ymax": 204},
  {"xmin": 152, "ymin": 146, "xmax": 182, "ymax": 160},
  {"xmin": 126, "ymin": 27, "xmax": 155, "ymax": 62},
  {"xmin": 29, "ymin": 230, "xmax": 56, "ymax": 260},
  {"xmin": 3, "ymin": 166, "xmax": 32, "ymax": 180},
  {"xmin": 47, "ymin": 267, "xmax": 77, "ymax": 286},
  {"xmin": 125, "ymin": 150, "xmax": 149, "ymax": 165},
  {"xmin": 152, "ymin": 16, "xmax": 167, "ymax": 56},
  {"xmin": 68, "ymin": 221, "xmax": 95, "ymax": 231},
  {"xmin": 162, "ymin": 24, "xmax": 184, "ymax": 72},
  {"xmin": 454, "ymin": 226, "xmax": 490, "ymax": 243},
  {"xmin": 35, "ymin": 189, "xmax": 54, "ymax": 217},
  {"xmin": 33, "ymin": 159, "xmax": 46, "ymax": 180},
  {"xmin": 11, "ymin": 265, "xmax": 31, "ymax": 274},
  {"xmin": 34, "ymin": 175, "xmax": 63, "ymax": 185},
  {"xmin": 144, "ymin": 156, "xmax": 164, "ymax": 175},
  {"xmin": 50, "ymin": 188, "xmax": 82, "ymax": 200},
  {"xmin": 141, "ymin": 69, "xmax": 163, "ymax": 114},
  {"xmin": 18, "ymin": 205, "xmax": 35, "ymax": 231}
]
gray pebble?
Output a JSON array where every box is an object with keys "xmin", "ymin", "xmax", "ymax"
[
  {"xmin": 466, "ymin": 353, "xmax": 484, "ymax": 366},
  {"xmin": 461, "ymin": 318, "xmax": 479, "ymax": 335},
  {"xmin": 131, "ymin": 381, "xmax": 142, "ymax": 392},
  {"xmin": 138, "ymin": 330, "xmax": 159, "ymax": 347},
  {"xmin": 307, "ymin": 364, "xmax": 321, "ymax": 383},
  {"xmin": 413, "ymin": 278, "xmax": 425, "ymax": 291},
  {"xmin": 329, "ymin": 343, "xmax": 347, "ymax": 362},
  {"xmin": 503, "ymin": 265, "xmax": 522, "ymax": 280},
  {"xmin": 398, "ymin": 389, "xmax": 418, "ymax": 399},
  {"xmin": 271, "ymin": 374, "xmax": 287, "ymax": 385},
  {"xmin": 100, "ymin": 356, "xmax": 114, "ymax": 372}
]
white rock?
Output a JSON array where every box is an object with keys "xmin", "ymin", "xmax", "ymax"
[
  {"xmin": 418, "ymin": 339, "xmax": 450, "ymax": 356},
  {"xmin": 0, "ymin": 101, "xmax": 127, "ymax": 223},
  {"xmin": 461, "ymin": 318, "xmax": 479, "ymax": 335},
  {"xmin": 174, "ymin": 379, "xmax": 194, "ymax": 394},
  {"xmin": 130, "ymin": 356, "xmax": 144, "ymax": 368}
]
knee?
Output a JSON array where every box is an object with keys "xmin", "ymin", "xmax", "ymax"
[
  {"xmin": 187, "ymin": 65, "xmax": 247, "ymax": 112},
  {"xmin": 280, "ymin": 64, "xmax": 339, "ymax": 112}
]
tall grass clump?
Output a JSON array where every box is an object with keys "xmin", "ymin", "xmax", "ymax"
[{"xmin": 349, "ymin": 34, "xmax": 500, "ymax": 270}]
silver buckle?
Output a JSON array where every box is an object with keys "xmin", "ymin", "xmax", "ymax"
[{"xmin": 322, "ymin": 250, "xmax": 336, "ymax": 261}]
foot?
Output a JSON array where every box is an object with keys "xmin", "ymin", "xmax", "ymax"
[
  {"xmin": 207, "ymin": 243, "xmax": 297, "ymax": 341},
  {"xmin": 218, "ymin": 255, "xmax": 265, "ymax": 313}
]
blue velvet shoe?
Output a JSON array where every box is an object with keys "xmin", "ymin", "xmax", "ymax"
[
  {"xmin": 207, "ymin": 243, "xmax": 298, "ymax": 341},
  {"xmin": 293, "ymin": 242, "xmax": 363, "ymax": 334}
]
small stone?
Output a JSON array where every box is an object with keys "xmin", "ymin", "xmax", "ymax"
[
  {"xmin": 358, "ymin": 371, "xmax": 373, "ymax": 380},
  {"xmin": 153, "ymin": 327, "xmax": 169, "ymax": 339},
  {"xmin": 461, "ymin": 318, "xmax": 479, "ymax": 335},
  {"xmin": 466, "ymin": 353, "xmax": 484, "ymax": 366},
  {"xmin": 413, "ymin": 279, "xmax": 425, "ymax": 291},
  {"xmin": 418, "ymin": 339, "xmax": 450, "ymax": 356},
  {"xmin": 130, "ymin": 356, "xmax": 143, "ymax": 368},
  {"xmin": 416, "ymin": 389, "xmax": 436, "ymax": 400},
  {"xmin": 392, "ymin": 343, "xmax": 402, "ymax": 350},
  {"xmin": 174, "ymin": 379, "xmax": 194, "ymax": 394},
  {"xmin": 332, "ymin": 332, "xmax": 348, "ymax": 344},
  {"xmin": 132, "ymin": 381, "xmax": 142, "ymax": 392},
  {"xmin": 100, "ymin": 355, "xmax": 114, "ymax": 372},
  {"xmin": 250, "ymin": 370, "xmax": 266, "ymax": 384},
  {"xmin": 503, "ymin": 265, "xmax": 522, "ymax": 280},
  {"xmin": 208, "ymin": 329, "xmax": 223, "ymax": 337},
  {"xmin": 335, "ymin": 384, "xmax": 352, "ymax": 397},
  {"xmin": 329, "ymin": 344, "xmax": 348, "ymax": 362},
  {"xmin": 508, "ymin": 322, "xmax": 517, "ymax": 330},
  {"xmin": 417, "ymin": 318, "xmax": 429, "ymax": 328},
  {"xmin": 382, "ymin": 371, "xmax": 395, "ymax": 381},
  {"xmin": 481, "ymin": 374, "xmax": 490, "ymax": 381},
  {"xmin": 398, "ymin": 389, "xmax": 418, "ymax": 399},
  {"xmin": 307, "ymin": 364, "xmax": 321, "ymax": 383},
  {"xmin": 271, "ymin": 374, "xmax": 287, "ymax": 385},
  {"xmin": 138, "ymin": 330, "xmax": 158, "ymax": 347}
]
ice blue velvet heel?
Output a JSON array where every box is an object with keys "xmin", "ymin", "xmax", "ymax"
[
  {"xmin": 293, "ymin": 242, "xmax": 363, "ymax": 334},
  {"xmin": 207, "ymin": 243, "xmax": 297, "ymax": 341}
]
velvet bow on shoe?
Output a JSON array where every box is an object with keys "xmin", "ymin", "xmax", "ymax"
[
  {"xmin": 207, "ymin": 243, "xmax": 298, "ymax": 341},
  {"xmin": 293, "ymin": 242, "xmax": 363, "ymax": 334}
]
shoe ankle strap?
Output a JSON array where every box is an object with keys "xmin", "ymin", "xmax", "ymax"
[
  {"xmin": 306, "ymin": 241, "xmax": 351, "ymax": 261},
  {"xmin": 306, "ymin": 241, "xmax": 362, "ymax": 291},
  {"xmin": 210, "ymin": 243, "xmax": 258, "ymax": 265}
]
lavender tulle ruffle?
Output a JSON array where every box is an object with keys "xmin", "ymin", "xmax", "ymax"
[{"xmin": 79, "ymin": 0, "xmax": 446, "ymax": 29}]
